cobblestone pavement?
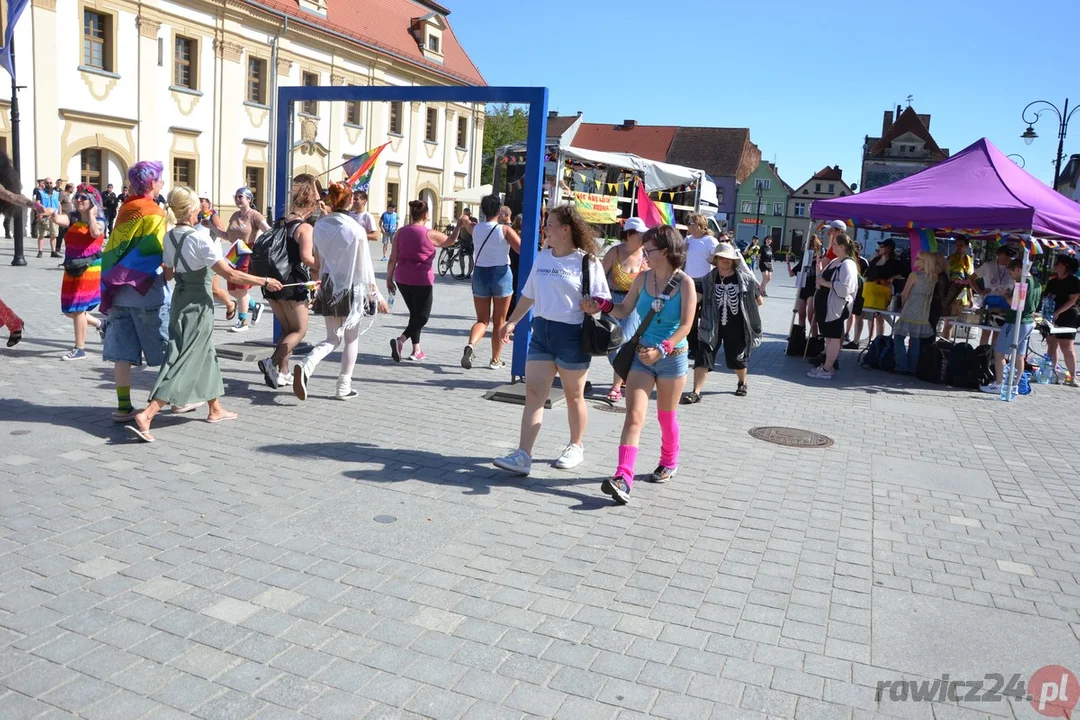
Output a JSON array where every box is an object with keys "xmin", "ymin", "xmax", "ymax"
[{"xmin": 1, "ymin": 244, "xmax": 1078, "ymax": 720}]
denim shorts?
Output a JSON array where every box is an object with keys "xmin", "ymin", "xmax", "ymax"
[
  {"xmin": 994, "ymin": 322, "xmax": 1034, "ymax": 356},
  {"xmin": 527, "ymin": 316, "xmax": 590, "ymax": 371},
  {"xmin": 103, "ymin": 304, "xmax": 170, "ymax": 366},
  {"xmin": 472, "ymin": 264, "xmax": 514, "ymax": 298},
  {"xmin": 631, "ymin": 349, "xmax": 689, "ymax": 379}
]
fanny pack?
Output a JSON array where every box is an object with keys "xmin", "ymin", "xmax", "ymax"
[{"xmin": 63, "ymin": 252, "xmax": 102, "ymax": 277}]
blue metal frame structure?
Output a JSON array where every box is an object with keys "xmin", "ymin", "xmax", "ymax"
[{"xmin": 272, "ymin": 85, "xmax": 548, "ymax": 379}]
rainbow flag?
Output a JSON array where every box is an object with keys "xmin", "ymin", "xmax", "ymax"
[
  {"xmin": 654, "ymin": 201, "xmax": 675, "ymax": 226},
  {"xmin": 226, "ymin": 240, "xmax": 252, "ymax": 268},
  {"xmin": 100, "ymin": 197, "xmax": 167, "ymax": 314},
  {"xmin": 907, "ymin": 228, "xmax": 938, "ymax": 270},
  {"xmin": 635, "ymin": 180, "xmax": 664, "ymax": 228},
  {"xmin": 346, "ymin": 142, "xmax": 391, "ymax": 190}
]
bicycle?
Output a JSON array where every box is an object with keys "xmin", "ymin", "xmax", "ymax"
[{"xmin": 437, "ymin": 225, "xmax": 474, "ymax": 280}]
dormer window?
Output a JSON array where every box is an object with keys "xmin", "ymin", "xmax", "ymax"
[
  {"xmin": 297, "ymin": 0, "xmax": 327, "ymax": 17},
  {"xmin": 412, "ymin": 12, "xmax": 446, "ymax": 64}
]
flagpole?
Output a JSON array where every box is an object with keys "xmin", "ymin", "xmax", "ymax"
[{"xmin": 9, "ymin": 37, "xmax": 25, "ymax": 266}]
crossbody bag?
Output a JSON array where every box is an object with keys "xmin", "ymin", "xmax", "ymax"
[{"xmin": 612, "ymin": 271, "xmax": 683, "ymax": 379}]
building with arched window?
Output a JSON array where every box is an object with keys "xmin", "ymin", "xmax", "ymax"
[{"xmin": 9, "ymin": 0, "xmax": 486, "ymax": 222}]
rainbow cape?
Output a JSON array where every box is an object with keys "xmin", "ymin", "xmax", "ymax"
[
  {"xmin": 100, "ymin": 197, "xmax": 167, "ymax": 313},
  {"xmin": 226, "ymin": 239, "xmax": 252, "ymax": 267},
  {"xmin": 346, "ymin": 142, "xmax": 391, "ymax": 190}
]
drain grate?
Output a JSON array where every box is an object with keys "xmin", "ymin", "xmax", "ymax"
[
  {"xmin": 749, "ymin": 426, "xmax": 833, "ymax": 448},
  {"xmin": 373, "ymin": 515, "xmax": 397, "ymax": 524},
  {"xmin": 592, "ymin": 402, "xmax": 626, "ymax": 414}
]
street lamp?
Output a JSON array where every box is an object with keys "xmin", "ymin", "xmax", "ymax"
[
  {"xmin": 1020, "ymin": 98, "xmax": 1080, "ymax": 190},
  {"xmin": 754, "ymin": 183, "xmax": 763, "ymax": 239},
  {"xmin": 1006, "ymin": 153, "xmax": 1026, "ymax": 169}
]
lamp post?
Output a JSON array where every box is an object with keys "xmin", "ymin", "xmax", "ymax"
[
  {"xmin": 1021, "ymin": 98, "xmax": 1079, "ymax": 191},
  {"xmin": 9, "ymin": 39, "xmax": 26, "ymax": 266},
  {"xmin": 754, "ymin": 183, "xmax": 763, "ymax": 238}
]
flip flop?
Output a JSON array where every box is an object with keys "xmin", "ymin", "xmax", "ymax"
[
  {"xmin": 125, "ymin": 424, "xmax": 155, "ymax": 443},
  {"xmin": 225, "ymin": 304, "xmax": 237, "ymax": 321},
  {"xmin": 170, "ymin": 402, "xmax": 205, "ymax": 414},
  {"xmin": 206, "ymin": 411, "xmax": 238, "ymax": 424}
]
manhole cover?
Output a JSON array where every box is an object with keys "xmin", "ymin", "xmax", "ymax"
[
  {"xmin": 9, "ymin": 430, "xmax": 29, "ymax": 436},
  {"xmin": 373, "ymin": 515, "xmax": 397, "ymax": 524},
  {"xmin": 748, "ymin": 426, "xmax": 833, "ymax": 448},
  {"xmin": 592, "ymin": 402, "xmax": 626, "ymax": 414}
]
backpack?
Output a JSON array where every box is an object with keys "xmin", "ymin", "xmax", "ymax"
[
  {"xmin": 251, "ymin": 218, "xmax": 302, "ymax": 282},
  {"xmin": 916, "ymin": 339, "xmax": 951, "ymax": 384},
  {"xmin": 945, "ymin": 343, "xmax": 993, "ymax": 389},
  {"xmin": 859, "ymin": 335, "xmax": 895, "ymax": 371},
  {"xmin": 786, "ymin": 324, "xmax": 807, "ymax": 356}
]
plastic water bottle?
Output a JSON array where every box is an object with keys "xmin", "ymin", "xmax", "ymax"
[
  {"xmin": 388, "ymin": 292, "xmax": 395, "ymax": 310},
  {"xmin": 1000, "ymin": 363, "xmax": 1012, "ymax": 401},
  {"xmin": 1018, "ymin": 371, "xmax": 1032, "ymax": 396},
  {"xmin": 1043, "ymin": 296, "xmax": 1056, "ymax": 320},
  {"xmin": 1037, "ymin": 356, "xmax": 1054, "ymax": 384}
]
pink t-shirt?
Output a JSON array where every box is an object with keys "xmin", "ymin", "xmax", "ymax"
[{"xmin": 393, "ymin": 224, "xmax": 436, "ymax": 286}]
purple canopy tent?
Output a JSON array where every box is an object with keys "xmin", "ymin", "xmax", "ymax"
[
  {"xmin": 811, "ymin": 138, "xmax": 1080, "ymax": 400},
  {"xmin": 811, "ymin": 137, "xmax": 1080, "ymax": 242}
]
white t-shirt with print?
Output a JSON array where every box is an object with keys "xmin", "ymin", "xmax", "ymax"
[
  {"xmin": 351, "ymin": 211, "xmax": 377, "ymax": 236},
  {"xmin": 164, "ymin": 225, "xmax": 223, "ymax": 272},
  {"xmin": 685, "ymin": 234, "xmax": 720, "ymax": 278},
  {"xmin": 471, "ymin": 221, "xmax": 511, "ymax": 268},
  {"xmin": 522, "ymin": 248, "xmax": 611, "ymax": 325}
]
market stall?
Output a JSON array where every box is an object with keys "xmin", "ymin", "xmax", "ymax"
[{"xmin": 811, "ymin": 137, "xmax": 1080, "ymax": 397}]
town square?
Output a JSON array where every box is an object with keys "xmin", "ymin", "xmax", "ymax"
[{"xmin": 0, "ymin": 0, "xmax": 1079, "ymax": 718}]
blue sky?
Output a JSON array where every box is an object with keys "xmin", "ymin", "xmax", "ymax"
[{"xmin": 449, "ymin": 0, "xmax": 1079, "ymax": 189}]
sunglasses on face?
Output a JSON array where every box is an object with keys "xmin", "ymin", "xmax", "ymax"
[{"xmin": 75, "ymin": 195, "xmax": 91, "ymax": 202}]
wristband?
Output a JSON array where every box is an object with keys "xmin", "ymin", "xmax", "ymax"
[
  {"xmin": 595, "ymin": 297, "xmax": 614, "ymax": 313},
  {"xmin": 660, "ymin": 339, "xmax": 673, "ymax": 357}
]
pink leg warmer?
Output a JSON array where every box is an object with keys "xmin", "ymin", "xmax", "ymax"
[
  {"xmin": 616, "ymin": 444, "xmax": 638, "ymax": 486},
  {"xmin": 658, "ymin": 410, "xmax": 680, "ymax": 468}
]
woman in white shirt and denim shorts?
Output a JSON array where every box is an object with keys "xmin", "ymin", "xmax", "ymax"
[
  {"xmin": 493, "ymin": 205, "xmax": 611, "ymax": 477},
  {"xmin": 462, "ymin": 194, "xmax": 521, "ymax": 370}
]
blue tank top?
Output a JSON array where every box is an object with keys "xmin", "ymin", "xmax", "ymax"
[{"xmin": 634, "ymin": 272, "xmax": 688, "ymax": 349}]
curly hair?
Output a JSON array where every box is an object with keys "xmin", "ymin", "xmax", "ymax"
[
  {"xmin": 325, "ymin": 182, "xmax": 353, "ymax": 212},
  {"xmin": 548, "ymin": 205, "xmax": 599, "ymax": 255},
  {"xmin": 290, "ymin": 174, "xmax": 320, "ymax": 212}
]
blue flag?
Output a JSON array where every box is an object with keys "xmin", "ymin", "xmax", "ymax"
[{"xmin": 0, "ymin": 0, "xmax": 31, "ymax": 79}]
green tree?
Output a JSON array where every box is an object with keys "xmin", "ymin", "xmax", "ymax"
[{"xmin": 481, "ymin": 104, "xmax": 529, "ymax": 185}]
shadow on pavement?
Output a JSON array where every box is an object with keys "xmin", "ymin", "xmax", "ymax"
[{"xmin": 256, "ymin": 440, "xmax": 614, "ymax": 511}]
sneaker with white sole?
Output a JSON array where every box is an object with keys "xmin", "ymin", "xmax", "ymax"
[
  {"xmin": 97, "ymin": 319, "xmax": 109, "ymax": 342},
  {"xmin": 461, "ymin": 345, "xmax": 475, "ymax": 369},
  {"xmin": 229, "ymin": 319, "xmax": 249, "ymax": 333},
  {"xmin": 554, "ymin": 443, "xmax": 584, "ymax": 470},
  {"xmin": 601, "ymin": 475, "xmax": 631, "ymax": 505},
  {"xmin": 62, "ymin": 348, "xmax": 86, "ymax": 361},
  {"xmin": 493, "ymin": 449, "xmax": 532, "ymax": 475},
  {"xmin": 649, "ymin": 465, "xmax": 678, "ymax": 483},
  {"xmin": 258, "ymin": 358, "xmax": 278, "ymax": 388},
  {"xmin": 278, "ymin": 371, "xmax": 293, "ymax": 388},
  {"xmin": 980, "ymin": 383, "xmax": 1002, "ymax": 394},
  {"xmin": 806, "ymin": 366, "xmax": 834, "ymax": 380},
  {"xmin": 250, "ymin": 303, "xmax": 263, "ymax": 325},
  {"xmin": 293, "ymin": 364, "xmax": 308, "ymax": 400},
  {"xmin": 489, "ymin": 358, "xmax": 506, "ymax": 370}
]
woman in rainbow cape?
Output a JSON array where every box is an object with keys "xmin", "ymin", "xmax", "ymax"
[
  {"xmin": 99, "ymin": 161, "xmax": 174, "ymax": 423},
  {"xmin": 43, "ymin": 184, "xmax": 107, "ymax": 360}
]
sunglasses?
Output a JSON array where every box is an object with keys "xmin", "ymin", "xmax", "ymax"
[{"xmin": 74, "ymin": 194, "xmax": 91, "ymax": 202}]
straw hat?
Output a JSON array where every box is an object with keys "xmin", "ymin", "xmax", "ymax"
[{"xmin": 710, "ymin": 243, "xmax": 741, "ymax": 262}]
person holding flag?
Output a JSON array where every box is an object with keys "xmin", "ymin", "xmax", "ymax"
[{"xmin": 209, "ymin": 187, "xmax": 269, "ymax": 332}]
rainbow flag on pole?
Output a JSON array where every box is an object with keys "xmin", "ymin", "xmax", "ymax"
[
  {"xmin": 907, "ymin": 228, "xmax": 938, "ymax": 270},
  {"xmin": 345, "ymin": 142, "xmax": 391, "ymax": 190}
]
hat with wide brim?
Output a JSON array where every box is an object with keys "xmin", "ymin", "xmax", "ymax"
[{"xmin": 710, "ymin": 243, "xmax": 742, "ymax": 262}]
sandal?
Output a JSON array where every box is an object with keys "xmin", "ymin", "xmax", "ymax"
[
  {"xmin": 606, "ymin": 386, "xmax": 623, "ymax": 403},
  {"xmin": 170, "ymin": 402, "xmax": 205, "ymax": 414},
  {"xmin": 680, "ymin": 392, "xmax": 702, "ymax": 405},
  {"xmin": 6, "ymin": 329, "xmax": 22, "ymax": 347},
  {"xmin": 125, "ymin": 423, "xmax": 155, "ymax": 443},
  {"xmin": 206, "ymin": 411, "xmax": 238, "ymax": 424},
  {"xmin": 225, "ymin": 303, "xmax": 237, "ymax": 321},
  {"xmin": 735, "ymin": 382, "xmax": 748, "ymax": 397}
]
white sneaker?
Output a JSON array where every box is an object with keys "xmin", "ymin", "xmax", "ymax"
[
  {"xmin": 494, "ymin": 449, "xmax": 532, "ymax": 476},
  {"xmin": 277, "ymin": 370, "xmax": 292, "ymax": 388},
  {"xmin": 980, "ymin": 383, "xmax": 1001, "ymax": 394},
  {"xmin": 554, "ymin": 443, "xmax": 585, "ymax": 470},
  {"xmin": 489, "ymin": 358, "xmax": 506, "ymax": 369},
  {"xmin": 229, "ymin": 319, "xmax": 249, "ymax": 333},
  {"xmin": 806, "ymin": 366, "xmax": 834, "ymax": 380}
]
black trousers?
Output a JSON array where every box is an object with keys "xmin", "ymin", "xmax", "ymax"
[
  {"xmin": 398, "ymin": 283, "xmax": 433, "ymax": 344},
  {"xmin": 105, "ymin": 212, "xmax": 116, "ymax": 236}
]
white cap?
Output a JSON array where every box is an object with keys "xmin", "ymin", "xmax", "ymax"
[
  {"xmin": 199, "ymin": 190, "xmax": 212, "ymax": 200},
  {"xmin": 623, "ymin": 217, "xmax": 648, "ymax": 234},
  {"xmin": 827, "ymin": 219, "xmax": 847, "ymax": 231}
]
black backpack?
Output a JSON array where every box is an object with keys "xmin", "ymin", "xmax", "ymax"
[
  {"xmin": 945, "ymin": 343, "xmax": 994, "ymax": 389},
  {"xmin": 916, "ymin": 339, "xmax": 951, "ymax": 384},
  {"xmin": 251, "ymin": 218, "xmax": 302, "ymax": 282},
  {"xmin": 859, "ymin": 335, "xmax": 895, "ymax": 371},
  {"xmin": 786, "ymin": 325, "xmax": 807, "ymax": 356}
]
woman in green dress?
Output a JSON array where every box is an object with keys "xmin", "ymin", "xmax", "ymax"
[{"xmin": 126, "ymin": 187, "xmax": 283, "ymax": 443}]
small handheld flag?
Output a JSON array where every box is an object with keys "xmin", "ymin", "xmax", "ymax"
[
  {"xmin": 225, "ymin": 240, "xmax": 252, "ymax": 268},
  {"xmin": 346, "ymin": 143, "xmax": 391, "ymax": 190}
]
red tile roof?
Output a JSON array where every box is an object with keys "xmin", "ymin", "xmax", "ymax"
[
  {"xmin": 243, "ymin": 0, "xmax": 486, "ymax": 86},
  {"xmin": 867, "ymin": 106, "xmax": 947, "ymax": 160},
  {"xmin": 812, "ymin": 165, "xmax": 844, "ymax": 181},
  {"xmin": 572, "ymin": 122, "xmax": 679, "ymax": 163}
]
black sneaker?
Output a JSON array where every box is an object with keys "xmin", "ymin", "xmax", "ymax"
[
  {"xmin": 648, "ymin": 466, "xmax": 678, "ymax": 483},
  {"xmin": 735, "ymin": 382, "xmax": 748, "ymax": 397},
  {"xmin": 842, "ymin": 341, "xmax": 860, "ymax": 350},
  {"xmin": 461, "ymin": 345, "xmax": 475, "ymax": 370},
  {"xmin": 258, "ymin": 358, "xmax": 278, "ymax": 389},
  {"xmin": 601, "ymin": 476, "xmax": 631, "ymax": 505}
]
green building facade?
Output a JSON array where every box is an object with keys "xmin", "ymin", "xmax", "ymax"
[{"xmin": 734, "ymin": 162, "xmax": 791, "ymax": 248}]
